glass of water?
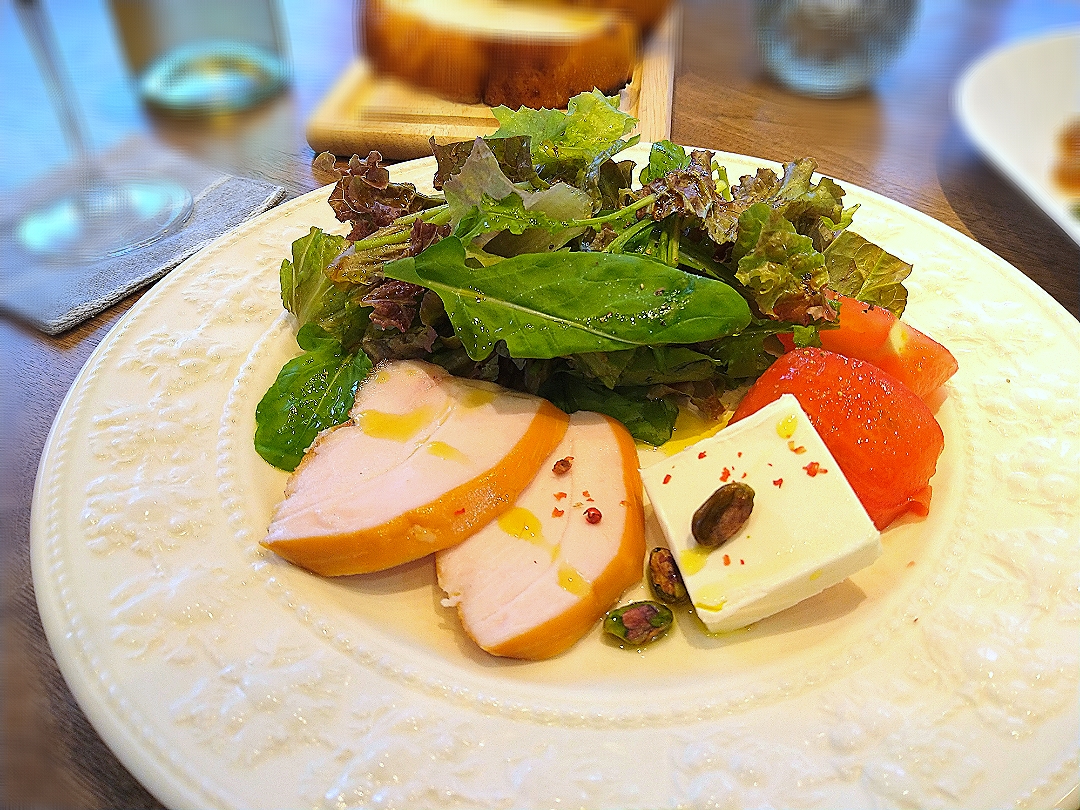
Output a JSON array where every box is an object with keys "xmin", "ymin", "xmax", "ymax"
[
  {"xmin": 755, "ymin": 0, "xmax": 919, "ymax": 97},
  {"xmin": 109, "ymin": 0, "xmax": 291, "ymax": 115}
]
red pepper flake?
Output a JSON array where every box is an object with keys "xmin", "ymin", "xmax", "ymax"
[
  {"xmin": 552, "ymin": 507, "xmax": 565, "ymax": 518},
  {"xmin": 737, "ymin": 451, "xmax": 742, "ymax": 457},
  {"xmin": 803, "ymin": 461, "xmax": 826, "ymax": 477},
  {"xmin": 740, "ymin": 559, "xmax": 745, "ymax": 565},
  {"xmin": 584, "ymin": 507, "xmax": 602, "ymax": 524},
  {"xmin": 773, "ymin": 478, "xmax": 784, "ymax": 488},
  {"xmin": 454, "ymin": 507, "xmax": 466, "ymax": 515},
  {"xmin": 723, "ymin": 554, "xmax": 731, "ymax": 566},
  {"xmin": 907, "ymin": 560, "xmax": 916, "ymax": 568},
  {"xmin": 662, "ymin": 474, "xmax": 672, "ymax": 484},
  {"xmin": 719, "ymin": 467, "xmax": 731, "ymax": 482},
  {"xmin": 554, "ymin": 491, "xmax": 567, "ymax": 500},
  {"xmin": 787, "ymin": 441, "xmax": 806, "ymax": 454},
  {"xmin": 698, "ymin": 451, "xmax": 707, "ymax": 459},
  {"xmin": 740, "ymin": 472, "xmax": 747, "ymax": 479},
  {"xmin": 552, "ymin": 456, "xmax": 574, "ymax": 475},
  {"xmin": 582, "ymin": 490, "xmax": 594, "ymax": 502}
]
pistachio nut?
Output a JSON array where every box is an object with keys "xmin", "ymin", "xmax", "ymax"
[
  {"xmin": 647, "ymin": 547, "xmax": 688, "ymax": 604},
  {"xmin": 691, "ymin": 482, "xmax": 755, "ymax": 548},
  {"xmin": 603, "ymin": 600, "xmax": 674, "ymax": 646}
]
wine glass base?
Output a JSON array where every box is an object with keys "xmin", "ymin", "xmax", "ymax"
[{"xmin": 15, "ymin": 175, "xmax": 194, "ymax": 261}]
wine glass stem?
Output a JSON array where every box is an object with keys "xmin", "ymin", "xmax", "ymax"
[{"xmin": 13, "ymin": 0, "xmax": 92, "ymax": 165}]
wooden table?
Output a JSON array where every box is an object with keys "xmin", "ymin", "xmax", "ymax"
[{"xmin": 2, "ymin": 1, "xmax": 1077, "ymax": 807}]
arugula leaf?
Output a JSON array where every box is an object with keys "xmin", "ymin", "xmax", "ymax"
[
  {"xmin": 254, "ymin": 323, "xmax": 373, "ymax": 471},
  {"xmin": 823, "ymin": 229, "xmax": 911, "ymax": 316},
  {"xmin": 539, "ymin": 373, "xmax": 679, "ymax": 445},
  {"xmin": 383, "ymin": 236, "xmax": 752, "ymax": 360}
]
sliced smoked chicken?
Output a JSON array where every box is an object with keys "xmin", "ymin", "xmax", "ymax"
[
  {"xmin": 436, "ymin": 411, "xmax": 646, "ymax": 660},
  {"xmin": 263, "ymin": 360, "xmax": 569, "ymax": 575}
]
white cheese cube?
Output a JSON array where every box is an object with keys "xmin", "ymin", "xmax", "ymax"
[{"xmin": 640, "ymin": 394, "xmax": 881, "ymax": 633}]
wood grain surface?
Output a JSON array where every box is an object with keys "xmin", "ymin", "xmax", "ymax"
[{"xmin": 2, "ymin": 1, "xmax": 1078, "ymax": 808}]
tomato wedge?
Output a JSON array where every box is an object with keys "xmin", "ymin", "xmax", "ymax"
[
  {"xmin": 780, "ymin": 294, "xmax": 957, "ymax": 401},
  {"xmin": 731, "ymin": 348, "xmax": 944, "ymax": 530}
]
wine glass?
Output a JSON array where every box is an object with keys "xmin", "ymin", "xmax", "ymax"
[{"xmin": 9, "ymin": 0, "xmax": 193, "ymax": 262}]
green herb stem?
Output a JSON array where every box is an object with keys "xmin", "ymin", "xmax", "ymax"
[
  {"xmin": 602, "ymin": 217, "xmax": 656, "ymax": 254},
  {"xmin": 577, "ymin": 193, "xmax": 657, "ymax": 228}
]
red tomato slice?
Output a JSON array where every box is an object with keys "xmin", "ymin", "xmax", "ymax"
[
  {"xmin": 779, "ymin": 294, "xmax": 957, "ymax": 401},
  {"xmin": 731, "ymin": 347, "xmax": 944, "ymax": 530}
]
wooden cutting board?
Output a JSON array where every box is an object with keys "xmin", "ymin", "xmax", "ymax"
[{"xmin": 305, "ymin": 3, "xmax": 681, "ymax": 160}]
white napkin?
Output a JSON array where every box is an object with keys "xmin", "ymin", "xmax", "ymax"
[{"xmin": 0, "ymin": 135, "xmax": 286, "ymax": 335}]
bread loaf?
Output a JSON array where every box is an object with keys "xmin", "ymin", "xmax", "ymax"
[{"xmin": 361, "ymin": 0, "xmax": 640, "ymax": 109}]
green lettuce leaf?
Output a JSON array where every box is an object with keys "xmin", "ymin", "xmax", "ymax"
[
  {"xmin": 254, "ymin": 323, "xmax": 373, "ymax": 471},
  {"xmin": 823, "ymin": 229, "xmax": 911, "ymax": 316},
  {"xmin": 430, "ymin": 135, "xmax": 536, "ymax": 190},
  {"xmin": 639, "ymin": 140, "xmax": 693, "ymax": 185},
  {"xmin": 279, "ymin": 227, "xmax": 372, "ymax": 348},
  {"xmin": 490, "ymin": 89, "xmax": 637, "ymax": 181},
  {"xmin": 443, "ymin": 138, "xmax": 594, "ymax": 254},
  {"xmin": 382, "ymin": 236, "xmax": 753, "ymax": 360},
  {"xmin": 732, "ymin": 203, "xmax": 834, "ymax": 324}
]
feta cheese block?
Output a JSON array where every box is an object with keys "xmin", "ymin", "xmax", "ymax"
[{"xmin": 640, "ymin": 394, "xmax": 882, "ymax": 633}]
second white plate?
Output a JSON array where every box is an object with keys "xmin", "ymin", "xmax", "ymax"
[{"xmin": 956, "ymin": 27, "xmax": 1080, "ymax": 246}]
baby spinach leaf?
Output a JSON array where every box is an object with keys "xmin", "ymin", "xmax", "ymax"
[
  {"xmin": 383, "ymin": 236, "xmax": 752, "ymax": 361},
  {"xmin": 254, "ymin": 324, "xmax": 372, "ymax": 471},
  {"xmin": 539, "ymin": 373, "xmax": 680, "ymax": 446}
]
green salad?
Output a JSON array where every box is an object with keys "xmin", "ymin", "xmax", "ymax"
[{"xmin": 255, "ymin": 90, "xmax": 912, "ymax": 472}]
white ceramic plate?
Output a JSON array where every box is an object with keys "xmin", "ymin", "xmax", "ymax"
[
  {"xmin": 32, "ymin": 147, "xmax": 1080, "ymax": 809},
  {"xmin": 955, "ymin": 27, "xmax": 1080, "ymax": 246}
]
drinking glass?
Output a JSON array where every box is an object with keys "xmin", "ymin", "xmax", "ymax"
[
  {"xmin": 755, "ymin": 0, "xmax": 919, "ymax": 97},
  {"xmin": 9, "ymin": 0, "xmax": 193, "ymax": 262},
  {"xmin": 108, "ymin": 0, "xmax": 290, "ymax": 115}
]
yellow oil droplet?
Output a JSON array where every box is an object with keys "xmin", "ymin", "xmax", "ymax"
[
  {"xmin": 498, "ymin": 507, "xmax": 544, "ymax": 544},
  {"xmin": 679, "ymin": 545, "xmax": 711, "ymax": 576},
  {"xmin": 660, "ymin": 407, "xmax": 728, "ymax": 456},
  {"xmin": 460, "ymin": 385, "xmax": 497, "ymax": 409},
  {"xmin": 425, "ymin": 441, "xmax": 469, "ymax": 463},
  {"xmin": 558, "ymin": 563, "xmax": 592, "ymax": 597},
  {"xmin": 776, "ymin": 413, "xmax": 798, "ymax": 440},
  {"xmin": 356, "ymin": 405, "xmax": 436, "ymax": 441},
  {"xmin": 694, "ymin": 584, "xmax": 727, "ymax": 612}
]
